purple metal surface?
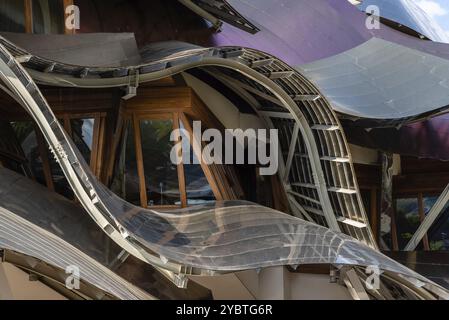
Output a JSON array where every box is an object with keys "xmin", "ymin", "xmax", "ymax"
[
  {"xmin": 344, "ymin": 113, "xmax": 449, "ymax": 161},
  {"xmin": 212, "ymin": 1, "xmax": 449, "ymax": 161},
  {"xmin": 209, "ymin": 0, "xmax": 449, "ymax": 65}
]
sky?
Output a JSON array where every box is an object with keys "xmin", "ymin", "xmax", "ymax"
[{"xmin": 414, "ymin": 0, "xmax": 449, "ymax": 38}]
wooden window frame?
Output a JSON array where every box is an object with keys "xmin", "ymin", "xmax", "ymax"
[
  {"xmin": 117, "ymin": 87, "xmax": 243, "ymax": 209},
  {"xmin": 58, "ymin": 112, "xmax": 106, "ymax": 177},
  {"xmin": 18, "ymin": 112, "xmax": 106, "ymax": 195}
]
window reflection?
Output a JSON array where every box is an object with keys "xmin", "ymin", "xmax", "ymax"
[
  {"xmin": 0, "ymin": 0, "xmax": 25, "ymax": 32},
  {"xmin": 180, "ymin": 122, "xmax": 215, "ymax": 205},
  {"xmin": 395, "ymin": 197, "xmax": 420, "ymax": 250},
  {"xmin": 10, "ymin": 121, "xmax": 47, "ymax": 186},
  {"xmin": 140, "ymin": 119, "xmax": 179, "ymax": 206},
  {"xmin": 111, "ymin": 121, "xmax": 140, "ymax": 206},
  {"xmin": 32, "ymin": 0, "xmax": 64, "ymax": 34},
  {"xmin": 425, "ymin": 196, "xmax": 449, "ymax": 251},
  {"xmin": 71, "ymin": 118, "xmax": 94, "ymax": 164}
]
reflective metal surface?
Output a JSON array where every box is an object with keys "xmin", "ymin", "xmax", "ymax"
[
  {"xmin": 0, "ymin": 167, "xmax": 153, "ymax": 300},
  {"xmin": 357, "ymin": 0, "xmax": 449, "ymax": 43},
  {"xmin": 299, "ymin": 38, "xmax": 449, "ymax": 122},
  {"xmin": 1, "ymin": 38, "xmax": 445, "ymax": 299}
]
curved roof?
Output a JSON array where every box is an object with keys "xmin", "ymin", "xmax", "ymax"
[
  {"xmin": 299, "ymin": 37, "xmax": 449, "ymax": 122},
  {"xmin": 357, "ymin": 0, "xmax": 449, "ymax": 43}
]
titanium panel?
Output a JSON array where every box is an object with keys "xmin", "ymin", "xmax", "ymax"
[
  {"xmin": 357, "ymin": 0, "xmax": 449, "ymax": 43},
  {"xmin": 299, "ymin": 38, "xmax": 449, "ymax": 121}
]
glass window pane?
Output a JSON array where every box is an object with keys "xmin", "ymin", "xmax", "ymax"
[
  {"xmin": 180, "ymin": 122, "xmax": 215, "ymax": 205},
  {"xmin": 32, "ymin": 0, "xmax": 64, "ymax": 34},
  {"xmin": 140, "ymin": 119, "xmax": 179, "ymax": 206},
  {"xmin": 0, "ymin": 0, "xmax": 25, "ymax": 32},
  {"xmin": 10, "ymin": 121, "xmax": 47, "ymax": 186},
  {"xmin": 111, "ymin": 120, "xmax": 140, "ymax": 206},
  {"xmin": 425, "ymin": 196, "xmax": 449, "ymax": 251},
  {"xmin": 395, "ymin": 197, "xmax": 420, "ymax": 250},
  {"xmin": 71, "ymin": 118, "xmax": 94, "ymax": 164}
]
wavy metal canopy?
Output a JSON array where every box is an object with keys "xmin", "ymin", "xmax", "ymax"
[{"xmin": 1, "ymin": 35, "xmax": 448, "ymax": 300}]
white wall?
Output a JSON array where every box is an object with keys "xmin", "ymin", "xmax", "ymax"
[
  {"xmin": 191, "ymin": 267, "xmax": 352, "ymax": 300},
  {"xmin": 0, "ymin": 262, "xmax": 66, "ymax": 300},
  {"xmin": 182, "ymin": 72, "xmax": 265, "ymax": 131}
]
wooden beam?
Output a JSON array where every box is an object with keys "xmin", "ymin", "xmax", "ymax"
[
  {"xmin": 89, "ymin": 114, "xmax": 101, "ymax": 176},
  {"xmin": 418, "ymin": 193, "xmax": 430, "ymax": 251},
  {"xmin": 179, "ymin": 113, "xmax": 223, "ymax": 200},
  {"xmin": 106, "ymin": 104, "xmax": 125, "ymax": 185},
  {"xmin": 24, "ymin": 0, "xmax": 33, "ymax": 34},
  {"xmin": 125, "ymin": 87, "xmax": 193, "ymax": 114},
  {"xmin": 370, "ymin": 187, "xmax": 379, "ymax": 244},
  {"xmin": 391, "ymin": 202, "xmax": 399, "ymax": 251},
  {"xmin": 132, "ymin": 114, "xmax": 148, "ymax": 208},
  {"xmin": 62, "ymin": 116, "xmax": 72, "ymax": 137},
  {"xmin": 173, "ymin": 113, "xmax": 187, "ymax": 208}
]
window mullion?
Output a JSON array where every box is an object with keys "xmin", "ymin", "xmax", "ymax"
[
  {"xmin": 24, "ymin": 0, "xmax": 33, "ymax": 33},
  {"xmin": 173, "ymin": 112, "xmax": 187, "ymax": 208},
  {"xmin": 132, "ymin": 114, "xmax": 148, "ymax": 208}
]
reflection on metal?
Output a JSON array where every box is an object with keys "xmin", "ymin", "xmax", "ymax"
[
  {"xmin": 380, "ymin": 152, "xmax": 395, "ymax": 251},
  {"xmin": 299, "ymin": 38, "xmax": 449, "ymax": 124},
  {"xmin": 181, "ymin": 0, "xmax": 260, "ymax": 34},
  {"xmin": 355, "ymin": 0, "xmax": 449, "ymax": 43},
  {"xmin": 0, "ymin": 167, "xmax": 211, "ymax": 299},
  {"xmin": 178, "ymin": 0, "xmax": 223, "ymax": 31},
  {"xmin": 405, "ymin": 183, "xmax": 449, "ymax": 251},
  {"xmin": 0, "ymin": 206, "xmax": 153, "ymax": 300},
  {"xmin": 342, "ymin": 268, "xmax": 370, "ymax": 300},
  {"xmin": 1, "ymin": 36, "xmax": 448, "ymax": 299}
]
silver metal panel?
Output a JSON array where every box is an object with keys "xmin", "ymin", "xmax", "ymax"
[
  {"xmin": 0, "ymin": 183, "xmax": 153, "ymax": 300},
  {"xmin": 357, "ymin": 0, "xmax": 449, "ymax": 43},
  {"xmin": 299, "ymin": 38, "xmax": 449, "ymax": 120},
  {"xmin": 0, "ymin": 32, "xmax": 141, "ymax": 67}
]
